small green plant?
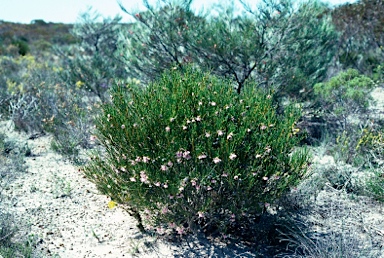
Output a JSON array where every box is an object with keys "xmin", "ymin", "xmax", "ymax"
[
  {"xmin": 366, "ymin": 169, "xmax": 384, "ymax": 202},
  {"xmin": 372, "ymin": 64, "xmax": 384, "ymax": 83},
  {"xmin": 52, "ymin": 175, "xmax": 73, "ymax": 198},
  {"xmin": 84, "ymin": 67, "xmax": 309, "ymax": 238}
]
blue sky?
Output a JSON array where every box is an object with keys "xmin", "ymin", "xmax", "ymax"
[{"xmin": 0, "ymin": 0, "xmax": 358, "ymax": 24}]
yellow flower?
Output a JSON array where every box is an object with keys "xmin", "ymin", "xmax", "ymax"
[
  {"xmin": 75, "ymin": 80, "xmax": 85, "ymax": 88},
  {"xmin": 108, "ymin": 200, "xmax": 117, "ymax": 209}
]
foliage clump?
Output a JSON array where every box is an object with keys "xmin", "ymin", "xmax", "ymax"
[
  {"xmin": 84, "ymin": 67, "xmax": 309, "ymax": 237},
  {"xmin": 313, "ymin": 68, "xmax": 375, "ymax": 130}
]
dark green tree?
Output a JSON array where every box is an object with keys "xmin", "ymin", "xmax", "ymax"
[
  {"xmin": 61, "ymin": 9, "xmax": 127, "ymax": 101},
  {"xmin": 331, "ymin": 0, "xmax": 384, "ymax": 73},
  {"xmin": 118, "ymin": 0, "xmax": 337, "ymax": 99}
]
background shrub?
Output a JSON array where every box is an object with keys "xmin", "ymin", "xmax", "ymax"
[
  {"xmin": 118, "ymin": 0, "xmax": 337, "ymax": 100},
  {"xmin": 60, "ymin": 10, "xmax": 127, "ymax": 102},
  {"xmin": 312, "ymin": 68, "xmax": 375, "ymax": 132},
  {"xmin": 84, "ymin": 67, "xmax": 310, "ymax": 238}
]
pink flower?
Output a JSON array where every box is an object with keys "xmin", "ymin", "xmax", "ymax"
[
  {"xmin": 130, "ymin": 177, "xmax": 136, "ymax": 182},
  {"xmin": 229, "ymin": 153, "xmax": 237, "ymax": 160},
  {"xmin": 135, "ymin": 156, "xmax": 142, "ymax": 162},
  {"xmin": 167, "ymin": 161, "xmax": 173, "ymax": 167},
  {"xmin": 121, "ymin": 124, "xmax": 126, "ymax": 129},
  {"xmin": 260, "ymin": 124, "xmax": 267, "ymax": 130},
  {"xmin": 211, "ymin": 179, "xmax": 217, "ymax": 184},
  {"xmin": 90, "ymin": 135, "xmax": 97, "ymax": 141},
  {"xmin": 140, "ymin": 171, "xmax": 149, "ymax": 183},
  {"xmin": 176, "ymin": 151, "xmax": 183, "ymax": 158},
  {"xmin": 154, "ymin": 182, "xmax": 161, "ymax": 187},
  {"xmin": 222, "ymin": 173, "xmax": 228, "ymax": 177},
  {"xmin": 183, "ymin": 151, "xmax": 191, "ymax": 160},
  {"xmin": 161, "ymin": 206, "xmax": 169, "ymax": 214},
  {"xmin": 196, "ymin": 116, "xmax": 201, "ymax": 122},
  {"xmin": 263, "ymin": 176, "xmax": 269, "ymax": 181},
  {"xmin": 165, "ymin": 126, "xmax": 171, "ymax": 132},
  {"xmin": 207, "ymin": 186, "xmax": 212, "ymax": 191},
  {"xmin": 177, "ymin": 193, "xmax": 184, "ymax": 198},
  {"xmin": 142, "ymin": 156, "xmax": 150, "ymax": 163},
  {"xmin": 156, "ymin": 227, "xmax": 164, "ymax": 234},
  {"xmin": 191, "ymin": 179, "xmax": 197, "ymax": 186},
  {"xmin": 217, "ymin": 130, "xmax": 224, "ymax": 136},
  {"xmin": 163, "ymin": 184, "xmax": 168, "ymax": 189},
  {"xmin": 198, "ymin": 154, "xmax": 207, "ymax": 160},
  {"xmin": 161, "ymin": 165, "xmax": 168, "ymax": 171},
  {"xmin": 198, "ymin": 211, "xmax": 205, "ymax": 218},
  {"xmin": 176, "ymin": 226, "xmax": 185, "ymax": 235},
  {"xmin": 205, "ymin": 132, "xmax": 211, "ymax": 138},
  {"xmin": 213, "ymin": 157, "xmax": 221, "ymax": 164}
]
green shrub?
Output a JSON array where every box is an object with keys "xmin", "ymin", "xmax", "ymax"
[
  {"xmin": 84, "ymin": 67, "xmax": 309, "ymax": 237},
  {"xmin": 372, "ymin": 64, "xmax": 384, "ymax": 83},
  {"xmin": 366, "ymin": 169, "xmax": 384, "ymax": 202},
  {"xmin": 12, "ymin": 39, "xmax": 29, "ymax": 56},
  {"xmin": 313, "ymin": 69, "xmax": 375, "ymax": 131}
]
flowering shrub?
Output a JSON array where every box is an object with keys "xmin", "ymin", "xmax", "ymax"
[
  {"xmin": 84, "ymin": 67, "xmax": 309, "ymax": 237},
  {"xmin": 356, "ymin": 127, "xmax": 384, "ymax": 166},
  {"xmin": 0, "ymin": 54, "xmax": 94, "ymax": 162}
]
